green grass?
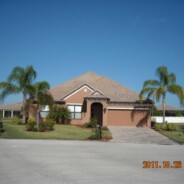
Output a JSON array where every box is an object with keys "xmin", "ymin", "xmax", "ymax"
[
  {"xmin": 160, "ymin": 131, "xmax": 184, "ymax": 143},
  {"xmin": 159, "ymin": 123, "xmax": 184, "ymax": 144},
  {"xmin": 0, "ymin": 121, "xmax": 112, "ymax": 140}
]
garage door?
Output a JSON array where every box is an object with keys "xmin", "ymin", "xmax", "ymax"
[{"xmin": 107, "ymin": 109, "xmax": 149, "ymax": 127}]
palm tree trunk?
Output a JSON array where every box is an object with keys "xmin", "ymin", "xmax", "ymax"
[
  {"xmin": 22, "ymin": 95, "xmax": 27, "ymax": 124},
  {"xmin": 36, "ymin": 104, "xmax": 40, "ymax": 130},
  {"xmin": 162, "ymin": 95, "xmax": 166, "ymax": 123}
]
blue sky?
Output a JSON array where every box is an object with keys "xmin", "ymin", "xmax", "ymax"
[{"xmin": 0, "ymin": 0, "xmax": 184, "ymax": 108}]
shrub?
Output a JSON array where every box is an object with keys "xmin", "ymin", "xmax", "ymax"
[
  {"xmin": 175, "ymin": 111, "xmax": 183, "ymax": 117},
  {"xmin": 39, "ymin": 123, "xmax": 45, "ymax": 132},
  {"xmin": 154, "ymin": 123, "xmax": 161, "ymax": 131},
  {"xmin": 0, "ymin": 118, "xmax": 4, "ymax": 133},
  {"xmin": 26, "ymin": 118, "xmax": 36, "ymax": 131},
  {"xmin": 154, "ymin": 123, "xmax": 177, "ymax": 131},
  {"xmin": 101, "ymin": 126, "xmax": 109, "ymax": 131},
  {"xmin": 166, "ymin": 123, "xmax": 177, "ymax": 131},
  {"xmin": 26, "ymin": 118, "xmax": 55, "ymax": 132},
  {"xmin": 89, "ymin": 125, "xmax": 102, "ymax": 140},
  {"xmin": 83, "ymin": 118, "xmax": 98, "ymax": 128},
  {"xmin": 43, "ymin": 119, "xmax": 55, "ymax": 131},
  {"xmin": 48, "ymin": 105, "xmax": 71, "ymax": 124},
  {"xmin": 11, "ymin": 117, "xmax": 22, "ymax": 125}
]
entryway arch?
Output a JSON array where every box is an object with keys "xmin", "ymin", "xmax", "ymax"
[{"xmin": 91, "ymin": 102, "xmax": 103, "ymax": 126}]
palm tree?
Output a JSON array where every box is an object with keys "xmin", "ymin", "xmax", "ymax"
[
  {"xmin": 32, "ymin": 81, "xmax": 54, "ymax": 129},
  {"xmin": 139, "ymin": 66, "xmax": 183, "ymax": 123},
  {"xmin": 0, "ymin": 66, "xmax": 36, "ymax": 124}
]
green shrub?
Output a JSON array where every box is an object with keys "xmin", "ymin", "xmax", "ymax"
[
  {"xmin": 154, "ymin": 123, "xmax": 161, "ymax": 131},
  {"xmin": 11, "ymin": 117, "xmax": 22, "ymax": 125},
  {"xmin": 48, "ymin": 105, "xmax": 71, "ymax": 124},
  {"xmin": 82, "ymin": 122, "xmax": 91, "ymax": 128},
  {"xmin": 39, "ymin": 123, "xmax": 45, "ymax": 132},
  {"xmin": 166, "ymin": 123, "xmax": 177, "ymax": 131},
  {"xmin": 83, "ymin": 118, "xmax": 98, "ymax": 128},
  {"xmin": 89, "ymin": 125, "xmax": 102, "ymax": 140},
  {"xmin": 101, "ymin": 126, "xmax": 109, "ymax": 131},
  {"xmin": 43, "ymin": 119, "xmax": 55, "ymax": 131},
  {"xmin": 175, "ymin": 111, "xmax": 183, "ymax": 117},
  {"xmin": 26, "ymin": 118, "xmax": 55, "ymax": 132},
  {"xmin": 155, "ymin": 123, "xmax": 177, "ymax": 131},
  {"xmin": 26, "ymin": 118, "xmax": 36, "ymax": 131},
  {"xmin": 0, "ymin": 118, "xmax": 4, "ymax": 133}
]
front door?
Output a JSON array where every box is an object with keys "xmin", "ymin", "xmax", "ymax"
[{"xmin": 91, "ymin": 103, "xmax": 103, "ymax": 126}]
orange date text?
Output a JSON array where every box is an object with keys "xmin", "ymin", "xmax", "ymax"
[{"xmin": 143, "ymin": 161, "xmax": 182, "ymax": 169}]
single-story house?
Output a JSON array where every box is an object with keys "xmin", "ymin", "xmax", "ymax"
[
  {"xmin": 30, "ymin": 72, "xmax": 151, "ymax": 127},
  {"xmin": 156, "ymin": 105, "xmax": 184, "ymax": 116},
  {"xmin": 0, "ymin": 102, "xmax": 22, "ymax": 118}
]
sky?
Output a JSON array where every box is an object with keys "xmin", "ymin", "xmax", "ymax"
[{"xmin": 0, "ymin": 0, "xmax": 184, "ymax": 108}]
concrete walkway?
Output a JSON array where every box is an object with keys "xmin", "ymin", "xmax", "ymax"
[{"xmin": 108, "ymin": 126, "xmax": 178, "ymax": 145}]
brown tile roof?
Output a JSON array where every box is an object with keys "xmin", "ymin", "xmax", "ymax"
[
  {"xmin": 49, "ymin": 72, "xmax": 140, "ymax": 102},
  {"xmin": 157, "ymin": 105, "xmax": 180, "ymax": 111},
  {"xmin": 0, "ymin": 102, "xmax": 22, "ymax": 110}
]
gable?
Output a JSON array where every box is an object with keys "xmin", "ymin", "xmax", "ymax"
[
  {"xmin": 64, "ymin": 84, "xmax": 94, "ymax": 103},
  {"xmin": 50, "ymin": 72, "xmax": 140, "ymax": 102}
]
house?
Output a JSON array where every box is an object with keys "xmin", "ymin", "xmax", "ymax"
[
  {"xmin": 156, "ymin": 105, "xmax": 184, "ymax": 116},
  {"xmin": 29, "ymin": 72, "xmax": 151, "ymax": 127},
  {"xmin": 0, "ymin": 102, "xmax": 22, "ymax": 118}
]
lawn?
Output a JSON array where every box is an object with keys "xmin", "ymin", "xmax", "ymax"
[
  {"xmin": 159, "ymin": 123, "xmax": 184, "ymax": 144},
  {"xmin": 0, "ymin": 121, "xmax": 112, "ymax": 140}
]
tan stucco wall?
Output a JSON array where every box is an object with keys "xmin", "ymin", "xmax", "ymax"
[
  {"xmin": 65, "ymin": 87, "xmax": 93, "ymax": 104},
  {"xmin": 64, "ymin": 86, "xmax": 93, "ymax": 125}
]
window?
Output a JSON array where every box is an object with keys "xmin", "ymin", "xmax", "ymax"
[
  {"xmin": 4, "ymin": 111, "xmax": 11, "ymax": 118},
  {"xmin": 13, "ymin": 111, "xmax": 21, "ymax": 117},
  {"xmin": 68, "ymin": 105, "xmax": 82, "ymax": 120}
]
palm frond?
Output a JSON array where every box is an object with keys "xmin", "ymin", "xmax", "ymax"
[
  {"xmin": 168, "ymin": 73, "xmax": 176, "ymax": 85},
  {"xmin": 34, "ymin": 81, "xmax": 50, "ymax": 91},
  {"xmin": 139, "ymin": 87, "xmax": 157, "ymax": 101},
  {"xmin": 37, "ymin": 91, "xmax": 54, "ymax": 107},
  {"xmin": 168, "ymin": 84, "xmax": 184, "ymax": 104},
  {"xmin": 24, "ymin": 65, "xmax": 37, "ymax": 84},
  {"xmin": 156, "ymin": 66, "xmax": 168, "ymax": 85},
  {"xmin": 0, "ymin": 82, "xmax": 20, "ymax": 102},
  {"xmin": 155, "ymin": 87, "xmax": 165, "ymax": 102},
  {"xmin": 7, "ymin": 66, "xmax": 24, "ymax": 82},
  {"xmin": 143, "ymin": 80, "xmax": 160, "ymax": 88}
]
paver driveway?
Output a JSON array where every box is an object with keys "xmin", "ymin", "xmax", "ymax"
[{"xmin": 108, "ymin": 127, "xmax": 178, "ymax": 145}]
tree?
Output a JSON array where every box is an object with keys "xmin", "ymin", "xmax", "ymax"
[
  {"xmin": 0, "ymin": 66, "xmax": 36, "ymax": 124},
  {"xmin": 139, "ymin": 66, "xmax": 183, "ymax": 123},
  {"xmin": 32, "ymin": 81, "xmax": 54, "ymax": 130},
  {"xmin": 48, "ymin": 105, "xmax": 71, "ymax": 124}
]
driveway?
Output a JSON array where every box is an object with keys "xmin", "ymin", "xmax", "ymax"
[
  {"xmin": 0, "ymin": 140, "xmax": 183, "ymax": 184},
  {"xmin": 108, "ymin": 127, "xmax": 178, "ymax": 145}
]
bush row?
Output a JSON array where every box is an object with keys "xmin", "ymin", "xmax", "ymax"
[
  {"xmin": 26, "ymin": 118, "xmax": 55, "ymax": 132},
  {"xmin": 154, "ymin": 123, "xmax": 177, "ymax": 131}
]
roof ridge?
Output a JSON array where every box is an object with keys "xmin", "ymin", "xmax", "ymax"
[{"xmin": 50, "ymin": 72, "xmax": 99, "ymax": 90}]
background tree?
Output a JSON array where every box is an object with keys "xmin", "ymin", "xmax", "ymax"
[
  {"xmin": 32, "ymin": 81, "xmax": 54, "ymax": 129},
  {"xmin": 0, "ymin": 66, "xmax": 36, "ymax": 124},
  {"xmin": 139, "ymin": 66, "xmax": 183, "ymax": 123}
]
